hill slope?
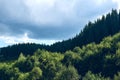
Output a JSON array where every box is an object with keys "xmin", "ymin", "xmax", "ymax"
[{"xmin": 50, "ymin": 9, "xmax": 120, "ymax": 52}]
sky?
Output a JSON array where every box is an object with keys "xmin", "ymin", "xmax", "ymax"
[{"xmin": 0, "ymin": 0, "xmax": 120, "ymax": 47}]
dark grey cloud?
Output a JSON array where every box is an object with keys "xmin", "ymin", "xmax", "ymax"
[
  {"xmin": 0, "ymin": 0, "xmax": 29, "ymax": 23},
  {"xmin": 0, "ymin": 0, "xmax": 118, "ymax": 41},
  {"xmin": 0, "ymin": 22, "xmax": 79, "ymax": 39}
]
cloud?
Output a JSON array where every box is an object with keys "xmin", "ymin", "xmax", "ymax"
[
  {"xmin": 0, "ymin": 33, "xmax": 59, "ymax": 47},
  {"xmin": 113, "ymin": 0, "xmax": 120, "ymax": 9},
  {"xmin": 0, "ymin": 0, "xmax": 118, "ymax": 46}
]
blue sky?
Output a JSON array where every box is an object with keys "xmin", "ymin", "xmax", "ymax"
[{"xmin": 0, "ymin": 0, "xmax": 120, "ymax": 47}]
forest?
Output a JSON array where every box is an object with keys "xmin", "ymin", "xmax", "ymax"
[
  {"xmin": 1, "ymin": 32, "xmax": 120, "ymax": 80},
  {"xmin": 0, "ymin": 9, "xmax": 120, "ymax": 80}
]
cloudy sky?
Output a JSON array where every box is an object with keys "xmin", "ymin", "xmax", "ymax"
[{"xmin": 0, "ymin": 0, "xmax": 120, "ymax": 47}]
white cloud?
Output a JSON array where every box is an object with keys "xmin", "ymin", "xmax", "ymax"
[
  {"xmin": 112, "ymin": 0, "xmax": 120, "ymax": 9},
  {"xmin": 0, "ymin": 33, "xmax": 60, "ymax": 47},
  {"xmin": 24, "ymin": 0, "xmax": 77, "ymax": 26},
  {"xmin": 0, "ymin": 0, "xmax": 118, "ymax": 26}
]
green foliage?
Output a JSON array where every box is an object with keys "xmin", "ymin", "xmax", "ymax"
[
  {"xmin": 17, "ymin": 73, "xmax": 29, "ymax": 80},
  {"xmin": 15, "ymin": 54, "xmax": 39, "ymax": 73},
  {"xmin": 83, "ymin": 71, "xmax": 110, "ymax": 80},
  {"xmin": 35, "ymin": 49, "xmax": 64, "ymax": 80},
  {"xmin": 114, "ymin": 72, "xmax": 120, "ymax": 80},
  {"xmin": 18, "ymin": 53, "xmax": 26, "ymax": 62},
  {"xmin": 62, "ymin": 50, "xmax": 81, "ymax": 66},
  {"xmin": 55, "ymin": 66, "xmax": 80, "ymax": 80},
  {"xmin": 29, "ymin": 67, "xmax": 42, "ymax": 80}
]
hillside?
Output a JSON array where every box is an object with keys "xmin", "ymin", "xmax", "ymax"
[
  {"xmin": 50, "ymin": 9, "xmax": 120, "ymax": 52},
  {"xmin": 0, "ymin": 9, "xmax": 120, "ymax": 60},
  {"xmin": 1, "ymin": 32, "xmax": 120, "ymax": 80}
]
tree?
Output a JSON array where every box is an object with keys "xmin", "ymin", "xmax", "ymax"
[
  {"xmin": 55, "ymin": 66, "xmax": 80, "ymax": 80},
  {"xmin": 83, "ymin": 71, "xmax": 110, "ymax": 80},
  {"xmin": 17, "ymin": 73, "xmax": 29, "ymax": 80},
  {"xmin": 15, "ymin": 56, "xmax": 34, "ymax": 72},
  {"xmin": 114, "ymin": 72, "xmax": 120, "ymax": 80},
  {"xmin": 29, "ymin": 67, "xmax": 42, "ymax": 80},
  {"xmin": 18, "ymin": 53, "xmax": 26, "ymax": 62}
]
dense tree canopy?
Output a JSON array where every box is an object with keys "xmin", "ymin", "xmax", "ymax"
[{"xmin": 0, "ymin": 32, "xmax": 120, "ymax": 79}]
